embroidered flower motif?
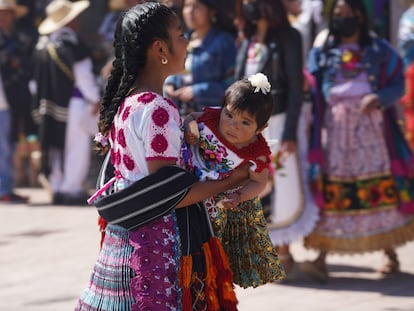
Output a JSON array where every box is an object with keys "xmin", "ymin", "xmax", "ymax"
[
  {"xmin": 114, "ymin": 151, "xmax": 121, "ymax": 165},
  {"xmin": 123, "ymin": 154, "xmax": 135, "ymax": 170},
  {"xmin": 118, "ymin": 129, "xmax": 126, "ymax": 147},
  {"xmin": 151, "ymin": 134, "xmax": 168, "ymax": 153},
  {"xmin": 93, "ymin": 132, "xmax": 109, "ymax": 146},
  {"xmin": 369, "ymin": 186, "xmax": 381, "ymax": 206},
  {"xmin": 340, "ymin": 48, "xmax": 362, "ymax": 78},
  {"xmin": 165, "ymin": 97, "xmax": 177, "ymax": 108},
  {"xmin": 122, "ymin": 105, "xmax": 131, "ymax": 121},
  {"xmin": 324, "ymin": 183, "xmax": 340, "ymax": 209},
  {"xmin": 129, "ymin": 231, "xmax": 151, "ymax": 247},
  {"xmin": 138, "ymin": 92, "xmax": 156, "ymax": 104},
  {"xmin": 248, "ymin": 72, "xmax": 271, "ymax": 94},
  {"xmin": 119, "ymin": 101, "xmax": 125, "ymax": 114},
  {"xmin": 110, "ymin": 149, "xmax": 116, "ymax": 165},
  {"xmin": 110, "ymin": 125, "xmax": 116, "ymax": 141},
  {"xmin": 380, "ymin": 179, "xmax": 398, "ymax": 204},
  {"xmin": 152, "ymin": 107, "xmax": 169, "ymax": 127}
]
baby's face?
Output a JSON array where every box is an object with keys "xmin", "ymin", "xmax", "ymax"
[{"xmin": 218, "ymin": 104, "xmax": 259, "ymax": 148}]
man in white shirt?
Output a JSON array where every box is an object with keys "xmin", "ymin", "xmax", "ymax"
[{"xmin": 32, "ymin": 0, "xmax": 100, "ymax": 205}]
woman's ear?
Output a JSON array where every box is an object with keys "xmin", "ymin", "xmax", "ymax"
[{"xmin": 151, "ymin": 40, "xmax": 168, "ymax": 61}]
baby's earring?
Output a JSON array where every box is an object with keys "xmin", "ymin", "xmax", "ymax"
[{"xmin": 161, "ymin": 58, "xmax": 168, "ymax": 65}]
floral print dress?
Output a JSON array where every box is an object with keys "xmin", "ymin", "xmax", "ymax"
[{"xmin": 183, "ymin": 107, "xmax": 285, "ymax": 288}]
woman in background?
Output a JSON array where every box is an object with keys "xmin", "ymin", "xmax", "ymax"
[
  {"xmin": 303, "ymin": 0, "xmax": 414, "ymax": 282},
  {"xmin": 164, "ymin": 0, "xmax": 237, "ymax": 116}
]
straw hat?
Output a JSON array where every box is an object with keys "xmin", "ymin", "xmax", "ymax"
[
  {"xmin": 0, "ymin": 0, "xmax": 28, "ymax": 17},
  {"xmin": 38, "ymin": 0, "xmax": 90, "ymax": 35}
]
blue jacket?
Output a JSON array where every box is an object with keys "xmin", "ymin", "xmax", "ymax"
[
  {"xmin": 165, "ymin": 28, "xmax": 236, "ymax": 108},
  {"xmin": 308, "ymin": 36, "xmax": 404, "ymax": 109}
]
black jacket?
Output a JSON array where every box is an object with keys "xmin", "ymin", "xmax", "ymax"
[{"xmin": 235, "ymin": 26, "xmax": 303, "ymax": 142}]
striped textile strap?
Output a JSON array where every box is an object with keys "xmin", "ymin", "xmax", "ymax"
[{"xmin": 94, "ymin": 166, "xmax": 197, "ymax": 230}]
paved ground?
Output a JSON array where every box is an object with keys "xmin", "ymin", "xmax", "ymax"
[{"xmin": 1, "ymin": 187, "xmax": 414, "ymax": 311}]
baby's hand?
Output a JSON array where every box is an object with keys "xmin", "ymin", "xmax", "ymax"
[
  {"xmin": 183, "ymin": 119, "xmax": 200, "ymax": 145},
  {"xmin": 217, "ymin": 192, "xmax": 241, "ymax": 209},
  {"xmin": 184, "ymin": 130, "xmax": 199, "ymax": 145}
]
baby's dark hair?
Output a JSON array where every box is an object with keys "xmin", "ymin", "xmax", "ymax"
[
  {"xmin": 223, "ymin": 78, "xmax": 273, "ymax": 129},
  {"xmin": 97, "ymin": 2, "xmax": 177, "ymax": 153}
]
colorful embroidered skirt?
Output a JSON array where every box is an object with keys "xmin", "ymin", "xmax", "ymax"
[
  {"xmin": 305, "ymin": 82, "xmax": 414, "ymax": 253},
  {"xmin": 213, "ymin": 197, "xmax": 285, "ymax": 288}
]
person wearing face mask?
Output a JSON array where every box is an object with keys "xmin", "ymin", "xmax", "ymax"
[{"xmin": 302, "ymin": 0, "xmax": 414, "ymax": 282}]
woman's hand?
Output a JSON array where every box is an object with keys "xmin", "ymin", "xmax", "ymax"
[{"xmin": 359, "ymin": 94, "xmax": 381, "ymax": 114}]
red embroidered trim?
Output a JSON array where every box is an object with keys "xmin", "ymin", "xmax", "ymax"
[{"xmin": 146, "ymin": 156, "xmax": 178, "ymax": 161}]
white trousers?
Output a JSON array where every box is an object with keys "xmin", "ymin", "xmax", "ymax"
[{"xmin": 49, "ymin": 97, "xmax": 98, "ymax": 195}]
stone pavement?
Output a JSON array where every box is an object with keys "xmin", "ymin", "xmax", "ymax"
[{"xmin": 1, "ymin": 187, "xmax": 414, "ymax": 311}]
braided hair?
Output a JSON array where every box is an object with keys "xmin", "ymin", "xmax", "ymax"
[{"xmin": 97, "ymin": 2, "xmax": 177, "ymax": 154}]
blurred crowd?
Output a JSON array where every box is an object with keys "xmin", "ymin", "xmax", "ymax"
[{"xmin": 2, "ymin": 0, "xmax": 414, "ymax": 287}]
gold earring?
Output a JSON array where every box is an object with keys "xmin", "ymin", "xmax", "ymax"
[{"xmin": 161, "ymin": 58, "xmax": 168, "ymax": 65}]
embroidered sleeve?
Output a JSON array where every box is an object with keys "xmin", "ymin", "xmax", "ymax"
[{"xmin": 144, "ymin": 97, "xmax": 182, "ymax": 161}]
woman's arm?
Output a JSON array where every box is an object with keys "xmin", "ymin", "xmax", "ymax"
[
  {"xmin": 219, "ymin": 167, "xmax": 268, "ymax": 209},
  {"xmin": 147, "ymin": 159, "xmax": 250, "ymax": 209}
]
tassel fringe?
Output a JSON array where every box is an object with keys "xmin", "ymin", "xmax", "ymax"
[
  {"xmin": 305, "ymin": 217, "xmax": 414, "ymax": 254},
  {"xmin": 202, "ymin": 242, "xmax": 219, "ymax": 311},
  {"xmin": 98, "ymin": 216, "xmax": 108, "ymax": 250},
  {"xmin": 179, "ymin": 255, "xmax": 193, "ymax": 311},
  {"xmin": 208, "ymin": 237, "xmax": 238, "ymax": 311}
]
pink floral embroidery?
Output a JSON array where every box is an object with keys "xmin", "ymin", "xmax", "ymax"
[
  {"xmin": 110, "ymin": 125, "xmax": 116, "ymax": 141},
  {"xmin": 123, "ymin": 154, "xmax": 135, "ymax": 170},
  {"xmin": 138, "ymin": 92, "xmax": 156, "ymax": 104},
  {"xmin": 114, "ymin": 151, "xmax": 121, "ymax": 165},
  {"xmin": 152, "ymin": 107, "xmax": 169, "ymax": 127},
  {"xmin": 129, "ymin": 215, "xmax": 179, "ymax": 311},
  {"xmin": 119, "ymin": 101, "xmax": 125, "ymax": 114},
  {"xmin": 151, "ymin": 134, "xmax": 168, "ymax": 153},
  {"xmin": 122, "ymin": 106, "xmax": 131, "ymax": 121},
  {"xmin": 165, "ymin": 98, "xmax": 177, "ymax": 108},
  {"xmin": 110, "ymin": 149, "xmax": 116, "ymax": 165},
  {"xmin": 118, "ymin": 129, "xmax": 126, "ymax": 148}
]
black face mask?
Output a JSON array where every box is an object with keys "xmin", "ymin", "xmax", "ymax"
[
  {"xmin": 331, "ymin": 16, "xmax": 359, "ymax": 38},
  {"xmin": 243, "ymin": 2, "xmax": 261, "ymax": 24}
]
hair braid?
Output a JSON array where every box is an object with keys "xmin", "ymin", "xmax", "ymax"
[{"xmin": 95, "ymin": 2, "xmax": 176, "ymax": 154}]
